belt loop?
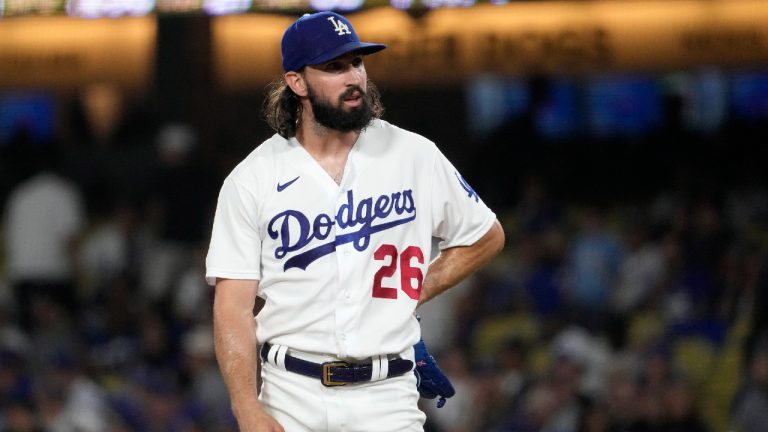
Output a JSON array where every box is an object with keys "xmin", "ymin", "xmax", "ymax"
[
  {"xmin": 265, "ymin": 344, "xmax": 278, "ymax": 366},
  {"xmin": 378, "ymin": 354, "xmax": 389, "ymax": 380},
  {"xmin": 265, "ymin": 343, "xmax": 289, "ymax": 371},
  {"xmin": 371, "ymin": 355, "xmax": 380, "ymax": 381},
  {"xmin": 370, "ymin": 354, "xmax": 388, "ymax": 381},
  {"xmin": 276, "ymin": 345, "xmax": 288, "ymax": 370}
]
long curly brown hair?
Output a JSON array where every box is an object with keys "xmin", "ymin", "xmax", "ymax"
[{"xmin": 261, "ymin": 77, "xmax": 384, "ymax": 138}]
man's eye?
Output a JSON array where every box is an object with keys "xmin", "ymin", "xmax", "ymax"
[
  {"xmin": 326, "ymin": 62, "xmax": 342, "ymax": 71},
  {"xmin": 352, "ymin": 57, "xmax": 363, "ymax": 67}
]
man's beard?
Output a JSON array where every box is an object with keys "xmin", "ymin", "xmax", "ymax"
[{"xmin": 307, "ymin": 84, "xmax": 374, "ymax": 133}]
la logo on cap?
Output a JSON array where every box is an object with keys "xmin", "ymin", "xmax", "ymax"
[{"xmin": 327, "ymin": 16, "xmax": 351, "ymax": 36}]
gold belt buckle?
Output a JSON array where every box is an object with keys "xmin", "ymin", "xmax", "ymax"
[{"xmin": 322, "ymin": 361, "xmax": 350, "ymax": 387}]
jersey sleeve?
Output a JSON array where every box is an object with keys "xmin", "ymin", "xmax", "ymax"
[
  {"xmin": 430, "ymin": 149, "xmax": 496, "ymax": 251},
  {"xmin": 205, "ymin": 177, "xmax": 263, "ymax": 285}
]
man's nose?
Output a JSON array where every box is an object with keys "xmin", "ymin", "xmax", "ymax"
[{"xmin": 345, "ymin": 64, "xmax": 364, "ymax": 84}]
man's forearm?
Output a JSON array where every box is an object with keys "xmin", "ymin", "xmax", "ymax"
[
  {"xmin": 213, "ymin": 282, "xmax": 262, "ymax": 418},
  {"xmin": 419, "ymin": 220, "xmax": 505, "ymax": 306}
]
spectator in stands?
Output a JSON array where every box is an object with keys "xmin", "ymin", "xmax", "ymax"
[
  {"xmin": 731, "ymin": 338, "xmax": 768, "ymax": 432},
  {"xmin": 2, "ymin": 144, "xmax": 85, "ymax": 330},
  {"xmin": 179, "ymin": 325, "xmax": 231, "ymax": 430},
  {"xmin": 422, "ymin": 346, "xmax": 479, "ymax": 432},
  {"xmin": 658, "ymin": 375, "xmax": 709, "ymax": 432},
  {"xmin": 610, "ymin": 215, "xmax": 666, "ymax": 348},
  {"xmin": 1, "ymin": 398, "xmax": 42, "ymax": 432},
  {"xmin": 34, "ymin": 351, "xmax": 111, "ymax": 432},
  {"xmin": 563, "ymin": 206, "xmax": 623, "ymax": 332},
  {"xmin": 142, "ymin": 123, "xmax": 217, "ymax": 303}
]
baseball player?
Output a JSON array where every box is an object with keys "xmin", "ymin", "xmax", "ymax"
[{"xmin": 206, "ymin": 11, "xmax": 505, "ymax": 432}]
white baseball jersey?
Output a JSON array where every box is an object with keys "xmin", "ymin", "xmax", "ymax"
[{"xmin": 206, "ymin": 119, "xmax": 496, "ymax": 360}]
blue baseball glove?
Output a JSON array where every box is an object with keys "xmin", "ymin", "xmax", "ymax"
[{"xmin": 413, "ymin": 328, "xmax": 455, "ymax": 408}]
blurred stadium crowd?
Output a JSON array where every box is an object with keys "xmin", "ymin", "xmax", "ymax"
[{"xmin": 1, "ymin": 89, "xmax": 767, "ymax": 432}]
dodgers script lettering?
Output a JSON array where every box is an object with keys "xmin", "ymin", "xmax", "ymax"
[{"xmin": 267, "ymin": 189, "xmax": 417, "ymax": 271}]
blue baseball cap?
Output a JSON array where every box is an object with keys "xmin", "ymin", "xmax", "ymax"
[{"xmin": 281, "ymin": 11, "xmax": 386, "ymax": 72}]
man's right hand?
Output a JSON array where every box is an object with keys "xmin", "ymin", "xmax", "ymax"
[{"xmin": 236, "ymin": 406, "xmax": 285, "ymax": 432}]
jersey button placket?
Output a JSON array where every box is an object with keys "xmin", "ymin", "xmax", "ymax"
[{"xmin": 333, "ymin": 190, "xmax": 356, "ymax": 355}]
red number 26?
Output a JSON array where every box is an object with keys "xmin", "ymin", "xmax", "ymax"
[{"xmin": 372, "ymin": 244, "xmax": 424, "ymax": 300}]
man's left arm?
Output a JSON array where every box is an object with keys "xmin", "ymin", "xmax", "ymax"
[{"xmin": 419, "ymin": 219, "xmax": 505, "ymax": 307}]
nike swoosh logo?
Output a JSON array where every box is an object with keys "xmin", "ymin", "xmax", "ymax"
[{"xmin": 277, "ymin": 176, "xmax": 300, "ymax": 192}]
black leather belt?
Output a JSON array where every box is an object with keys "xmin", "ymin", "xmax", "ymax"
[{"xmin": 260, "ymin": 343, "xmax": 413, "ymax": 387}]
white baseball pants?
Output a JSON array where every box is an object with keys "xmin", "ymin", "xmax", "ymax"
[{"xmin": 259, "ymin": 348, "xmax": 426, "ymax": 432}]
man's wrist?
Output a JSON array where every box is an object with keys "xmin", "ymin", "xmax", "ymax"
[{"xmin": 231, "ymin": 394, "xmax": 263, "ymax": 417}]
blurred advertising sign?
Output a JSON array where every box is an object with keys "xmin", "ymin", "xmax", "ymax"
[
  {"xmin": 2, "ymin": 0, "xmax": 153, "ymax": 17},
  {"xmin": 1, "ymin": 0, "xmax": 65, "ymax": 16},
  {"xmin": 0, "ymin": 0, "xmax": 496, "ymax": 16},
  {"xmin": 363, "ymin": 0, "xmax": 768, "ymax": 82},
  {"xmin": 0, "ymin": 16, "xmax": 156, "ymax": 89},
  {"xmin": 213, "ymin": 0, "xmax": 768, "ymax": 89},
  {"xmin": 1, "ymin": 0, "xmax": 766, "ymax": 89},
  {"xmin": 212, "ymin": 13, "xmax": 290, "ymax": 87},
  {"xmin": 65, "ymin": 0, "xmax": 155, "ymax": 18}
]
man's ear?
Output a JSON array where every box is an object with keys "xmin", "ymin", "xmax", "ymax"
[{"xmin": 285, "ymin": 71, "xmax": 307, "ymax": 97}]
